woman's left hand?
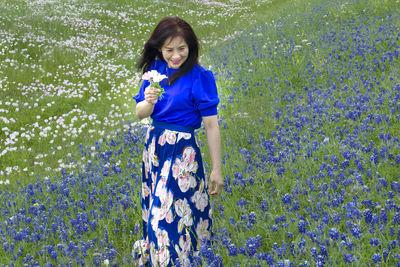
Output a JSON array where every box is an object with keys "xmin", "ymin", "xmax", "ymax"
[
  {"xmin": 209, "ymin": 169, "xmax": 223, "ymax": 196},
  {"xmin": 203, "ymin": 115, "xmax": 223, "ymax": 197}
]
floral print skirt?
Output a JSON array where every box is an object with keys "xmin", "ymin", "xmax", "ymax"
[{"xmin": 133, "ymin": 120, "xmax": 212, "ymax": 267}]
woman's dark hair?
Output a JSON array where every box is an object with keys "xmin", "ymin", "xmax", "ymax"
[{"xmin": 137, "ymin": 17, "xmax": 199, "ymax": 85}]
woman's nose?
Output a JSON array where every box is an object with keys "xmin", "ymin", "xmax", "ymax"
[{"xmin": 172, "ymin": 52, "xmax": 179, "ymax": 59}]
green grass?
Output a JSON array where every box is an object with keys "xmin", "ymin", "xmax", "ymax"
[
  {"xmin": 0, "ymin": 0, "xmax": 280, "ymax": 187},
  {"xmin": 1, "ymin": 0, "xmax": 400, "ymax": 265}
]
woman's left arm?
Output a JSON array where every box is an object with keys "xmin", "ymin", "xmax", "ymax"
[{"xmin": 202, "ymin": 115, "xmax": 223, "ymax": 196}]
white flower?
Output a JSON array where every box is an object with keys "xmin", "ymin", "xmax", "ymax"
[{"xmin": 142, "ymin": 70, "xmax": 167, "ymax": 83}]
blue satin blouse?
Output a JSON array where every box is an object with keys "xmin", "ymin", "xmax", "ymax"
[{"xmin": 133, "ymin": 60, "xmax": 219, "ymax": 129}]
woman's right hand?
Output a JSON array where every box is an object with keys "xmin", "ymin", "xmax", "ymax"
[{"xmin": 144, "ymin": 86, "xmax": 160, "ymax": 105}]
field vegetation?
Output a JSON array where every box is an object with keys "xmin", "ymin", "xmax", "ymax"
[{"xmin": 1, "ymin": 0, "xmax": 400, "ymax": 266}]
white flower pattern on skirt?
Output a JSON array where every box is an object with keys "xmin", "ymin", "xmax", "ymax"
[
  {"xmin": 132, "ymin": 239, "xmax": 150, "ymax": 266},
  {"xmin": 191, "ymin": 180, "xmax": 208, "ymax": 212},
  {"xmin": 175, "ymin": 198, "xmax": 193, "ymax": 233},
  {"xmin": 174, "ymin": 231, "xmax": 192, "ymax": 267},
  {"xmin": 177, "ymin": 132, "xmax": 191, "ymax": 142},
  {"xmin": 151, "ymin": 179, "xmax": 173, "ymax": 231},
  {"xmin": 158, "ymin": 130, "xmax": 177, "ymax": 146},
  {"xmin": 133, "ymin": 125, "xmax": 212, "ymax": 267},
  {"xmin": 160, "ymin": 160, "xmax": 171, "ymax": 180},
  {"xmin": 196, "ymin": 217, "xmax": 211, "ymax": 250},
  {"xmin": 172, "ymin": 146, "xmax": 198, "ymax": 193}
]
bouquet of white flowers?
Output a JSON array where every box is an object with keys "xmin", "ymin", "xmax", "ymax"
[{"xmin": 142, "ymin": 70, "xmax": 167, "ymax": 99}]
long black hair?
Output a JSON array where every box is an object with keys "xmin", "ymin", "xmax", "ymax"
[{"xmin": 137, "ymin": 17, "xmax": 199, "ymax": 85}]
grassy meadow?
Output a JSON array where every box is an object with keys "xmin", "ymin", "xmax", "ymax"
[
  {"xmin": 1, "ymin": 0, "xmax": 400, "ymax": 266},
  {"xmin": 0, "ymin": 0, "xmax": 273, "ymax": 185}
]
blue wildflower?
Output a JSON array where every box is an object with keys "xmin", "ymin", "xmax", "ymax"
[
  {"xmin": 237, "ymin": 198, "xmax": 247, "ymax": 208},
  {"xmin": 364, "ymin": 209, "xmax": 372, "ymax": 224},
  {"xmin": 383, "ymin": 249, "xmax": 389, "ymax": 263},
  {"xmin": 259, "ymin": 200, "xmax": 269, "ymax": 213},
  {"xmin": 372, "ymin": 253, "xmax": 381, "ymax": 263},
  {"xmin": 298, "ymin": 220, "xmax": 307, "ymax": 234},
  {"xmin": 343, "ymin": 254, "xmax": 355, "ymax": 263},
  {"xmin": 281, "ymin": 193, "xmax": 292, "ymax": 205},
  {"xmin": 350, "ymin": 225, "xmax": 362, "ymax": 238},
  {"xmin": 393, "ymin": 212, "xmax": 400, "ymax": 225},
  {"xmin": 228, "ymin": 244, "xmax": 238, "ymax": 256},
  {"xmin": 329, "ymin": 228, "xmax": 339, "ymax": 240}
]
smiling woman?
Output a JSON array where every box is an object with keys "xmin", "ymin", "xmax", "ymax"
[{"xmin": 133, "ymin": 17, "xmax": 223, "ymax": 266}]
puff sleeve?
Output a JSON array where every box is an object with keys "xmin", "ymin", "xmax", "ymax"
[
  {"xmin": 193, "ymin": 69, "xmax": 220, "ymax": 116},
  {"xmin": 133, "ymin": 79, "xmax": 150, "ymax": 104}
]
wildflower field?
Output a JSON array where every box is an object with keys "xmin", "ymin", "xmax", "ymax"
[{"xmin": 1, "ymin": 0, "xmax": 400, "ymax": 266}]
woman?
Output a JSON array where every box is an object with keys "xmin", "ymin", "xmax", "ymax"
[{"xmin": 132, "ymin": 17, "xmax": 223, "ymax": 266}]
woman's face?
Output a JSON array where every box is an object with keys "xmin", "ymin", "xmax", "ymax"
[{"xmin": 160, "ymin": 36, "xmax": 189, "ymax": 69}]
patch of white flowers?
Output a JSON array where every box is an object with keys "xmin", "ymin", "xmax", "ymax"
[{"xmin": 0, "ymin": 0, "xmax": 272, "ymax": 178}]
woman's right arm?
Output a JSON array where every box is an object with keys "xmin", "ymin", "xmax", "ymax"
[{"xmin": 136, "ymin": 87, "xmax": 160, "ymax": 120}]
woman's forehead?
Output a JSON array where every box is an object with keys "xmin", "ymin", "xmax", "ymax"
[{"xmin": 163, "ymin": 36, "xmax": 187, "ymax": 48}]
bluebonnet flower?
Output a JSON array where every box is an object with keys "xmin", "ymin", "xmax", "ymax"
[
  {"xmin": 393, "ymin": 212, "xmax": 400, "ymax": 225},
  {"xmin": 345, "ymin": 201, "xmax": 361, "ymax": 219},
  {"xmin": 258, "ymin": 252, "xmax": 275, "ymax": 265},
  {"xmin": 200, "ymin": 243, "xmax": 214, "ymax": 261},
  {"xmin": 277, "ymin": 166, "xmax": 285, "ymax": 176},
  {"xmin": 236, "ymin": 198, "xmax": 247, "ymax": 208},
  {"xmin": 391, "ymin": 181, "xmax": 400, "ymax": 193},
  {"xmin": 379, "ymin": 209, "xmax": 388, "ymax": 224},
  {"xmin": 134, "ymin": 223, "xmax": 140, "ymax": 234},
  {"xmin": 193, "ymin": 255, "xmax": 203, "ymax": 267},
  {"xmin": 50, "ymin": 250, "xmax": 58, "ymax": 261},
  {"xmin": 315, "ymin": 255, "xmax": 325, "ymax": 266},
  {"xmin": 371, "ymin": 213, "xmax": 380, "ymax": 227},
  {"xmin": 378, "ymin": 177, "xmax": 388, "ymax": 188},
  {"xmin": 343, "ymin": 253, "xmax": 355, "ymax": 263},
  {"xmin": 298, "ymin": 220, "xmax": 307, "ymax": 234},
  {"xmin": 364, "ymin": 209, "xmax": 372, "ymax": 224},
  {"xmin": 329, "ymin": 179, "xmax": 337, "ymax": 190},
  {"xmin": 259, "ymin": 200, "xmax": 269, "ymax": 213},
  {"xmin": 211, "ymin": 254, "xmax": 223, "ymax": 267},
  {"xmin": 238, "ymin": 246, "xmax": 246, "ymax": 255},
  {"xmin": 396, "ymin": 155, "xmax": 400, "ymax": 165},
  {"xmin": 332, "ymin": 213, "xmax": 341, "ymax": 224},
  {"xmin": 329, "ymin": 228, "xmax": 339, "ymax": 240},
  {"xmin": 310, "ymin": 246, "xmax": 318, "ymax": 260},
  {"xmin": 382, "ymin": 249, "xmax": 389, "ymax": 263},
  {"xmin": 291, "ymin": 200, "xmax": 300, "ymax": 211},
  {"xmin": 372, "ymin": 253, "xmax": 382, "ymax": 263},
  {"xmin": 370, "ymin": 238, "xmax": 380, "ymax": 247},
  {"xmin": 275, "ymin": 215, "xmax": 286, "ymax": 224},
  {"xmin": 281, "ymin": 193, "xmax": 292, "ymax": 205},
  {"xmin": 248, "ymin": 212, "xmax": 257, "ymax": 225},
  {"xmin": 228, "ymin": 244, "xmax": 238, "ymax": 256},
  {"xmin": 388, "ymin": 240, "xmax": 397, "ymax": 250},
  {"xmin": 330, "ymin": 155, "xmax": 338, "ymax": 164}
]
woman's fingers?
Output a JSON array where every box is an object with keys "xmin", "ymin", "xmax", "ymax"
[
  {"xmin": 209, "ymin": 174, "xmax": 223, "ymax": 196},
  {"xmin": 145, "ymin": 87, "xmax": 161, "ymax": 95},
  {"xmin": 210, "ymin": 182, "xmax": 223, "ymax": 196},
  {"xmin": 144, "ymin": 87, "xmax": 161, "ymax": 104}
]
